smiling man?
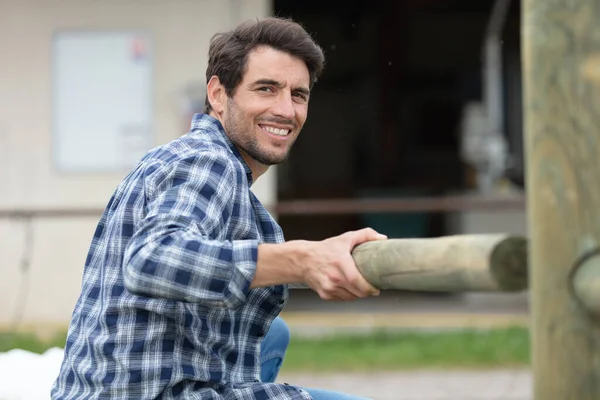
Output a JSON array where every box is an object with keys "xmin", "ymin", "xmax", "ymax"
[
  {"xmin": 206, "ymin": 45, "xmax": 306, "ymax": 178},
  {"xmin": 52, "ymin": 17, "xmax": 384, "ymax": 400}
]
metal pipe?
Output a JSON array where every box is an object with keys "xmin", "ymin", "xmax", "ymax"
[{"xmin": 484, "ymin": 0, "xmax": 513, "ymax": 140}]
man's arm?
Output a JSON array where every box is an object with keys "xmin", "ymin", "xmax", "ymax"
[
  {"xmin": 122, "ymin": 152, "xmax": 258, "ymax": 309},
  {"xmin": 122, "ymin": 151, "xmax": 383, "ymax": 306},
  {"xmin": 252, "ymin": 231, "xmax": 384, "ymax": 301}
]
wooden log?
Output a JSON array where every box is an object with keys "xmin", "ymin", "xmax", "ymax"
[
  {"xmin": 523, "ymin": 0, "xmax": 600, "ymax": 398},
  {"xmin": 352, "ymin": 234, "xmax": 528, "ymax": 292},
  {"xmin": 571, "ymin": 252, "xmax": 600, "ymax": 319}
]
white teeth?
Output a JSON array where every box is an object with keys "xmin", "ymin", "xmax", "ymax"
[{"xmin": 261, "ymin": 125, "xmax": 290, "ymax": 136}]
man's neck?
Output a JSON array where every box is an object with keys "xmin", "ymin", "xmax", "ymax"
[
  {"xmin": 238, "ymin": 149, "xmax": 268, "ymax": 183},
  {"xmin": 208, "ymin": 111, "xmax": 268, "ymax": 183}
]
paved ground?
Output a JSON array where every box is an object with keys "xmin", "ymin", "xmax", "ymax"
[{"xmin": 278, "ymin": 370, "xmax": 532, "ymax": 400}]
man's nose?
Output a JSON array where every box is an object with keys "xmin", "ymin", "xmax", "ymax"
[{"xmin": 272, "ymin": 93, "xmax": 295, "ymax": 120}]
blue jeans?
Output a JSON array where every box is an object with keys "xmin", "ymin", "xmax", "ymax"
[{"xmin": 260, "ymin": 317, "xmax": 371, "ymax": 400}]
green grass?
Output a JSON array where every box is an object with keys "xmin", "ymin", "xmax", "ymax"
[
  {"xmin": 0, "ymin": 331, "xmax": 67, "ymax": 354},
  {"xmin": 0, "ymin": 327, "xmax": 530, "ymax": 372},
  {"xmin": 281, "ymin": 327, "xmax": 530, "ymax": 372}
]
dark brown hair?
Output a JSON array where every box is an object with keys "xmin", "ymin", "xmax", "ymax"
[{"xmin": 204, "ymin": 17, "xmax": 325, "ymax": 113}]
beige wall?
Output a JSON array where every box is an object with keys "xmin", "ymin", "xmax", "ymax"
[{"xmin": 0, "ymin": 0, "xmax": 272, "ymax": 330}]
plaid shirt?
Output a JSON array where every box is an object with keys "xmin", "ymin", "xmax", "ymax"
[{"xmin": 51, "ymin": 114, "xmax": 312, "ymax": 400}]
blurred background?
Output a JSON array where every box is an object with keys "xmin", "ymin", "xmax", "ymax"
[{"xmin": 0, "ymin": 0, "xmax": 532, "ymax": 397}]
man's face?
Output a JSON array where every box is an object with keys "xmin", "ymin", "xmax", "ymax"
[{"xmin": 221, "ymin": 46, "xmax": 310, "ymax": 166}]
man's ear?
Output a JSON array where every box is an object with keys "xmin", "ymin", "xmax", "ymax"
[{"xmin": 206, "ymin": 75, "xmax": 226, "ymax": 115}]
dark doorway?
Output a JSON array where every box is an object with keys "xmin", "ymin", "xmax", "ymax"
[{"xmin": 273, "ymin": 0, "xmax": 523, "ymax": 241}]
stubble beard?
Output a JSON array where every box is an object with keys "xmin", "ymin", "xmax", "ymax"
[{"xmin": 223, "ymin": 99, "xmax": 295, "ymax": 166}]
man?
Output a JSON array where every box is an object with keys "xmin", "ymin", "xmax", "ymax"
[{"xmin": 52, "ymin": 17, "xmax": 384, "ymax": 400}]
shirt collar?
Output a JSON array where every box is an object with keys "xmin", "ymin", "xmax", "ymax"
[{"xmin": 190, "ymin": 113, "xmax": 254, "ymax": 185}]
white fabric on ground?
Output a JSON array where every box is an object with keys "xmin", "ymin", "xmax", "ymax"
[{"xmin": 0, "ymin": 348, "xmax": 64, "ymax": 400}]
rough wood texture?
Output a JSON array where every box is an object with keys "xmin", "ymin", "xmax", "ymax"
[
  {"xmin": 523, "ymin": 0, "xmax": 600, "ymax": 398},
  {"xmin": 572, "ymin": 253, "xmax": 600, "ymax": 318},
  {"xmin": 352, "ymin": 234, "xmax": 528, "ymax": 292}
]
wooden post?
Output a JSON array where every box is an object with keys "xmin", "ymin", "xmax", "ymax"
[{"xmin": 522, "ymin": 0, "xmax": 600, "ymax": 398}]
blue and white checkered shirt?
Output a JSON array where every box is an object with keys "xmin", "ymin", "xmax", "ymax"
[{"xmin": 51, "ymin": 114, "xmax": 312, "ymax": 400}]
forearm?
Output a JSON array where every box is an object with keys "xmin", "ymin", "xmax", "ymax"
[{"xmin": 250, "ymin": 241, "xmax": 309, "ymax": 288}]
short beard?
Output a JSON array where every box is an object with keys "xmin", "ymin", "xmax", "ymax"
[
  {"xmin": 245, "ymin": 139, "xmax": 289, "ymax": 166},
  {"xmin": 223, "ymin": 98, "xmax": 293, "ymax": 166}
]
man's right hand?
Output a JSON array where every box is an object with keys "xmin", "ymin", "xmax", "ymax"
[{"xmin": 300, "ymin": 228, "xmax": 386, "ymax": 301}]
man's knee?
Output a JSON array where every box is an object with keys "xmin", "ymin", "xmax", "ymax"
[
  {"xmin": 260, "ymin": 317, "xmax": 291, "ymax": 382},
  {"xmin": 266, "ymin": 316, "xmax": 290, "ymax": 349}
]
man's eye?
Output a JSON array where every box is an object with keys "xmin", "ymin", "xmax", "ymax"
[
  {"xmin": 293, "ymin": 93, "xmax": 307, "ymax": 100},
  {"xmin": 258, "ymin": 87, "xmax": 273, "ymax": 92}
]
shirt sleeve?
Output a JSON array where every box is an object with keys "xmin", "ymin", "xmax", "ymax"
[{"xmin": 122, "ymin": 151, "xmax": 258, "ymax": 309}]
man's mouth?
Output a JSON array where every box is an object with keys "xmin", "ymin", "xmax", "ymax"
[{"xmin": 259, "ymin": 124, "xmax": 291, "ymax": 137}]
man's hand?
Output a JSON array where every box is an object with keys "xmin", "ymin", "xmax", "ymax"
[{"xmin": 301, "ymin": 228, "xmax": 386, "ymax": 301}]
